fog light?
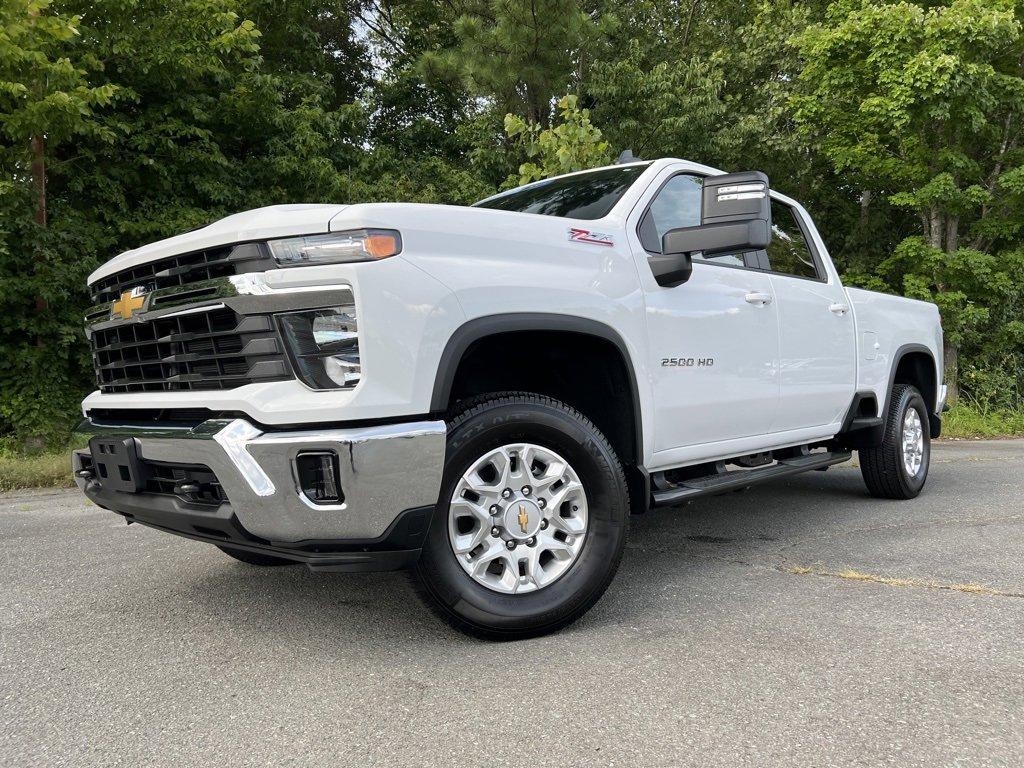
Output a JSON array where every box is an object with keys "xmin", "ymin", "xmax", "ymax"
[
  {"xmin": 295, "ymin": 451, "xmax": 343, "ymax": 504},
  {"xmin": 277, "ymin": 308, "xmax": 360, "ymax": 390}
]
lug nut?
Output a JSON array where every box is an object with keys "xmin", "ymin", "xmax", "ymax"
[
  {"xmin": 521, "ymin": 485, "xmax": 532, "ymax": 497},
  {"xmin": 501, "ymin": 488, "xmax": 514, "ymax": 499},
  {"xmin": 489, "ymin": 504, "xmax": 500, "ymax": 515},
  {"xmin": 537, "ymin": 498, "xmax": 546, "ymax": 509},
  {"xmin": 539, "ymin": 519, "xmax": 549, "ymax": 530},
  {"xmin": 526, "ymin": 537, "xmax": 536, "ymax": 547},
  {"xmin": 491, "ymin": 526, "xmax": 501, "ymax": 537},
  {"xmin": 506, "ymin": 540, "xmax": 517, "ymax": 550}
]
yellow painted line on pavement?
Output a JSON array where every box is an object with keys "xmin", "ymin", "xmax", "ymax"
[{"xmin": 785, "ymin": 566, "xmax": 1024, "ymax": 598}]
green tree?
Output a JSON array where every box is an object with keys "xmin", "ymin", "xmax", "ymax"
[
  {"xmin": 0, "ymin": 0, "xmax": 365, "ymax": 441},
  {"xmin": 420, "ymin": 0, "xmax": 608, "ymax": 123},
  {"xmin": 504, "ymin": 94, "xmax": 611, "ymax": 184},
  {"xmin": 0, "ymin": 0, "xmax": 118, "ymax": 443},
  {"xmin": 793, "ymin": 0, "xmax": 1024, "ymax": 404}
]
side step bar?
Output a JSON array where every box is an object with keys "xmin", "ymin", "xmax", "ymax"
[{"xmin": 651, "ymin": 449, "xmax": 852, "ymax": 508}]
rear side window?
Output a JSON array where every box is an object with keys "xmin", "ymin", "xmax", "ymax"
[
  {"xmin": 765, "ymin": 201, "xmax": 821, "ymax": 280},
  {"xmin": 473, "ymin": 164, "xmax": 649, "ymax": 220}
]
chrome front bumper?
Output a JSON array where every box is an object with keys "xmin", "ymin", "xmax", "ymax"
[{"xmin": 73, "ymin": 417, "xmax": 446, "ymax": 543}]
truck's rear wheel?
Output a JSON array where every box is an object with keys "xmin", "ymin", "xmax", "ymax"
[
  {"xmin": 859, "ymin": 383, "xmax": 930, "ymax": 499},
  {"xmin": 414, "ymin": 393, "xmax": 629, "ymax": 640}
]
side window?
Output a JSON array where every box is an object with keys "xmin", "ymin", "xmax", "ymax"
[
  {"xmin": 765, "ymin": 201, "xmax": 821, "ymax": 280},
  {"xmin": 638, "ymin": 174, "xmax": 748, "ymax": 268}
]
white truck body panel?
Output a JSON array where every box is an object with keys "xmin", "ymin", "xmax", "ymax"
[{"xmin": 846, "ymin": 286, "xmax": 943, "ymax": 408}]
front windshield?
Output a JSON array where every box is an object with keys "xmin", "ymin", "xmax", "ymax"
[{"xmin": 472, "ymin": 163, "xmax": 651, "ymax": 220}]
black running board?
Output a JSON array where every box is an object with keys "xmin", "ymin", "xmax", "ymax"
[{"xmin": 651, "ymin": 450, "xmax": 852, "ymax": 508}]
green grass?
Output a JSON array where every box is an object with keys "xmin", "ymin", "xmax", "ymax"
[
  {"xmin": 942, "ymin": 402, "xmax": 1024, "ymax": 439},
  {"xmin": 0, "ymin": 448, "xmax": 78, "ymax": 492}
]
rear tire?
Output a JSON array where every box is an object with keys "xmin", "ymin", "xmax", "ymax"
[
  {"xmin": 413, "ymin": 393, "xmax": 629, "ymax": 640},
  {"xmin": 859, "ymin": 384, "xmax": 930, "ymax": 499},
  {"xmin": 216, "ymin": 545, "xmax": 297, "ymax": 567}
]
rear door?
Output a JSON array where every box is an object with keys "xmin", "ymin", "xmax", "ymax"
[
  {"xmin": 631, "ymin": 172, "xmax": 781, "ymax": 452},
  {"xmin": 763, "ymin": 198, "xmax": 857, "ymax": 431}
]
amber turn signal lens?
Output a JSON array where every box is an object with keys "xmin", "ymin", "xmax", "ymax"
[{"xmin": 364, "ymin": 233, "xmax": 400, "ymax": 259}]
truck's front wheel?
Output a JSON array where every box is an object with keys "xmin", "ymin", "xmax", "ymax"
[{"xmin": 414, "ymin": 393, "xmax": 629, "ymax": 639}]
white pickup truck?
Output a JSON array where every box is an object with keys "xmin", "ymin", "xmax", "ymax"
[{"xmin": 73, "ymin": 158, "xmax": 945, "ymax": 638}]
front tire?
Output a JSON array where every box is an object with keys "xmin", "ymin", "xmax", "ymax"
[
  {"xmin": 413, "ymin": 393, "xmax": 629, "ymax": 640},
  {"xmin": 859, "ymin": 383, "xmax": 931, "ymax": 499}
]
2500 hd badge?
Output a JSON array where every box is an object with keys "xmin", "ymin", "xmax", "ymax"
[{"xmin": 662, "ymin": 357, "xmax": 714, "ymax": 367}]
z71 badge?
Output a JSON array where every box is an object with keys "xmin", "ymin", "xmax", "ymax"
[{"xmin": 567, "ymin": 227, "xmax": 614, "ymax": 247}]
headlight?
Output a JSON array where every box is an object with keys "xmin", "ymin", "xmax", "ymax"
[
  {"xmin": 268, "ymin": 229, "xmax": 402, "ymax": 267},
  {"xmin": 277, "ymin": 308, "xmax": 360, "ymax": 390}
]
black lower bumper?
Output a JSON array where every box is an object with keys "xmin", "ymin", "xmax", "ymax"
[{"xmin": 84, "ymin": 482, "xmax": 432, "ymax": 573}]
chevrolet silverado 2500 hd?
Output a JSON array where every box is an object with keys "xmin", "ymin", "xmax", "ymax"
[{"xmin": 73, "ymin": 158, "xmax": 945, "ymax": 638}]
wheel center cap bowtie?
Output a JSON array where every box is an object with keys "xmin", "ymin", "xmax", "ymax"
[{"xmin": 504, "ymin": 499, "xmax": 542, "ymax": 539}]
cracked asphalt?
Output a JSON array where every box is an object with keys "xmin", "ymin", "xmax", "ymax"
[{"xmin": 2, "ymin": 440, "xmax": 1023, "ymax": 767}]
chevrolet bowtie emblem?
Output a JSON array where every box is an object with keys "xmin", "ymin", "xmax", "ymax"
[
  {"xmin": 111, "ymin": 288, "xmax": 146, "ymax": 320},
  {"xmin": 518, "ymin": 504, "xmax": 529, "ymax": 534}
]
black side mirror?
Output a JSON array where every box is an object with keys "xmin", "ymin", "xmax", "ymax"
[
  {"xmin": 656, "ymin": 171, "xmax": 772, "ymax": 287},
  {"xmin": 647, "ymin": 251, "xmax": 692, "ymax": 288}
]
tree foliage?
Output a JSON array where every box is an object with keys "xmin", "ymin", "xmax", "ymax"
[
  {"xmin": 1, "ymin": 0, "xmax": 1023, "ymax": 443},
  {"xmin": 793, "ymin": 0, "xmax": 1024, "ymax": 403},
  {"xmin": 505, "ymin": 94, "xmax": 610, "ymax": 184}
]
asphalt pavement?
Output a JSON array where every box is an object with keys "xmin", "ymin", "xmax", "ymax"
[{"xmin": 2, "ymin": 440, "xmax": 1022, "ymax": 767}]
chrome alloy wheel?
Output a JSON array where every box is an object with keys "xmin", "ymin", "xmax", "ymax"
[
  {"xmin": 448, "ymin": 443, "xmax": 589, "ymax": 594},
  {"xmin": 901, "ymin": 408, "xmax": 924, "ymax": 477}
]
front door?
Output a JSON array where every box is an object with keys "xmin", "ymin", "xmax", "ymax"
[{"xmin": 633, "ymin": 172, "xmax": 781, "ymax": 454}]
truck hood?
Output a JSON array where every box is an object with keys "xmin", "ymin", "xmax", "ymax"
[{"xmin": 88, "ymin": 204, "xmax": 348, "ymax": 285}]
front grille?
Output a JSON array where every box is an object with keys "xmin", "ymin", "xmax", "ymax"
[
  {"xmin": 89, "ymin": 242, "xmax": 275, "ymax": 304},
  {"xmin": 146, "ymin": 462, "xmax": 227, "ymax": 507},
  {"xmin": 90, "ymin": 306, "xmax": 290, "ymax": 393}
]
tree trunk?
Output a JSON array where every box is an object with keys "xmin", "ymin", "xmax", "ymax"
[
  {"xmin": 943, "ymin": 339, "xmax": 958, "ymax": 409},
  {"xmin": 682, "ymin": 0, "xmax": 700, "ymax": 49},
  {"xmin": 859, "ymin": 189, "xmax": 872, "ymax": 226},
  {"xmin": 31, "ymin": 134, "xmax": 48, "ymax": 346},
  {"xmin": 929, "ymin": 206, "xmax": 943, "ymax": 249},
  {"xmin": 31, "ymin": 134, "xmax": 46, "ymax": 227},
  {"xmin": 945, "ymin": 216, "xmax": 958, "ymax": 254}
]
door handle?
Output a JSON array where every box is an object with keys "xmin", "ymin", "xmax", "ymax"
[
  {"xmin": 744, "ymin": 292, "xmax": 773, "ymax": 306},
  {"xmin": 829, "ymin": 303, "xmax": 849, "ymax": 316}
]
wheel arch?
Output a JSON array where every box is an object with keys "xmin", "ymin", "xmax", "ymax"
[
  {"xmin": 886, "ymin": 344, "xmax": 940, "ymax": 438},
  {"xmin": 431, "ymin": 314, "xmax": 648, "ymax": 516},
  {"xmin": 431, "ymin": 313, "xmax": 644, "ymax": 459}
]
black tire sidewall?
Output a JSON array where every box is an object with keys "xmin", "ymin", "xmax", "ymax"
[
  {"xmin": 417, "ymin": 398, "xmax": 628, "ymax": 636},
  {"xmin": 895, "ymin": 387, "xmax": 930, "ymax": 495}
]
